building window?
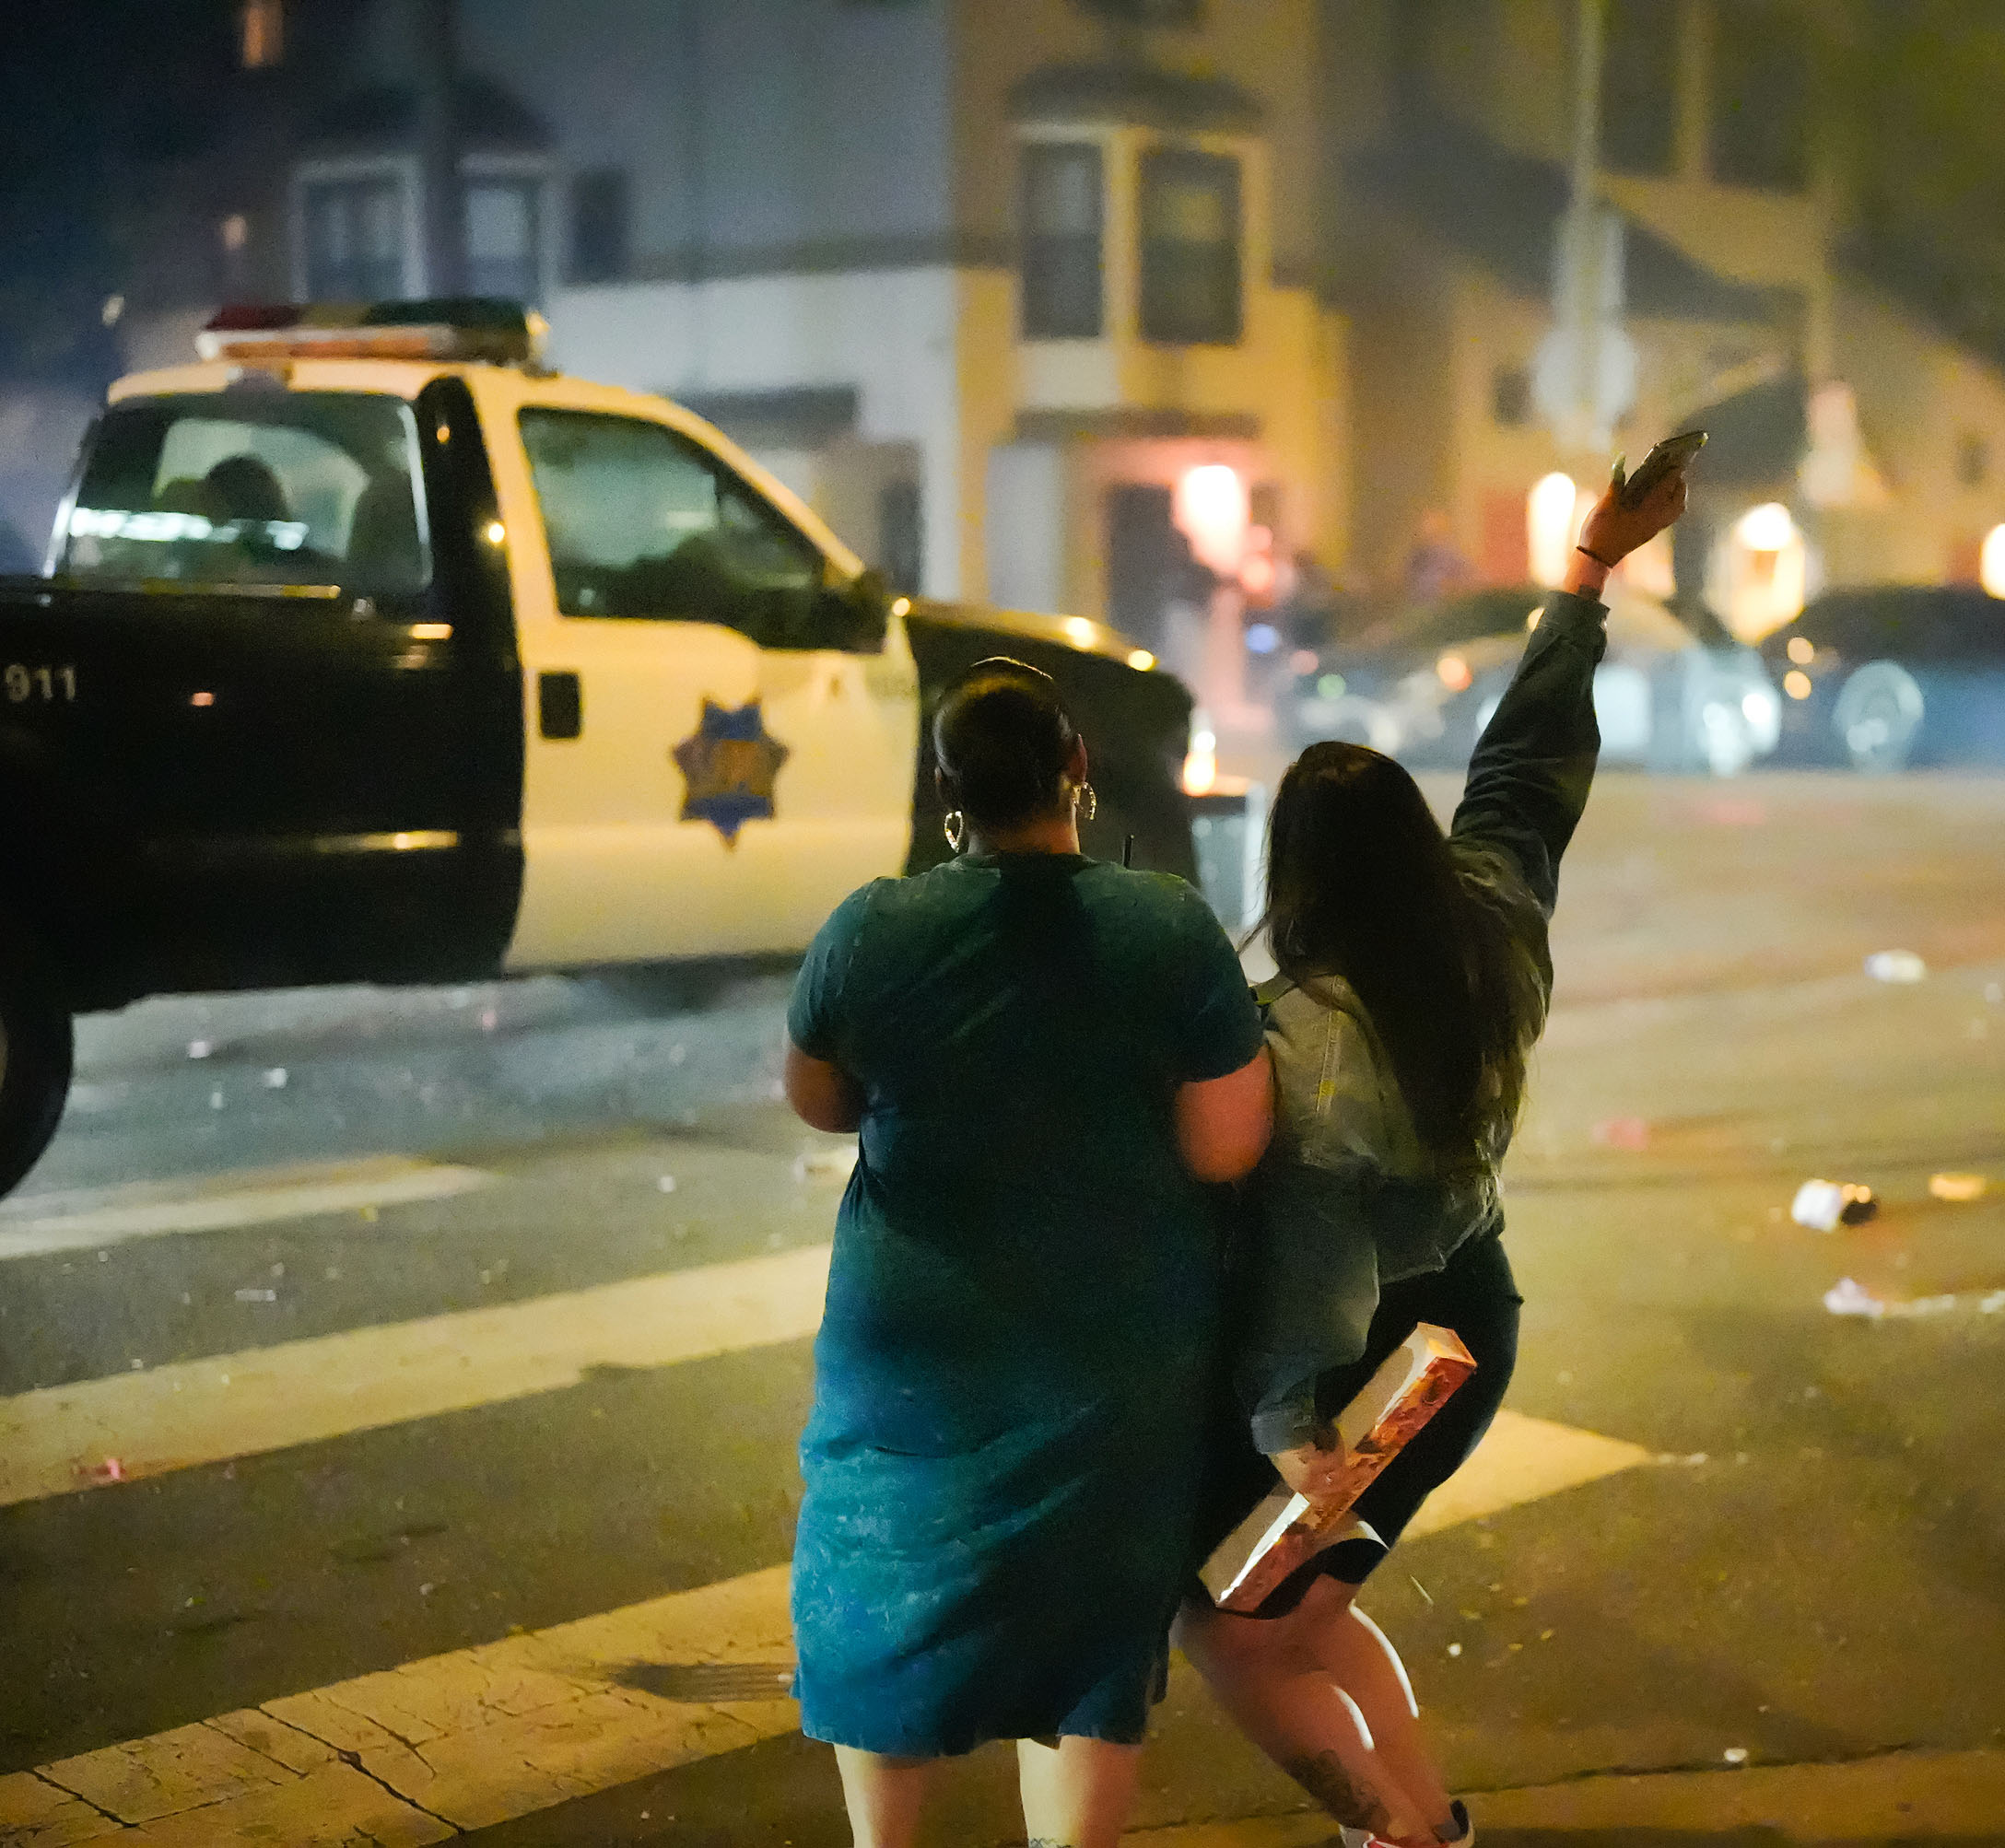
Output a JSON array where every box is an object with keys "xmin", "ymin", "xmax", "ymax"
[
  {"xmin": 241, "ymin": 0, "xmax": 284, "ymax": 68},
  {"xmin": 302, "ymin": 177, "xmax": 407, "ymax": 301},
  {"xmin": 1710, "ymin": 4, "xmax": 1809, "ymax": 191},
  {"xmin": 1021, "ymin": 143, "xmax": 1105, "ymax": 341},
  {"xmin": 1600, "ymin": 0, "xmax": 1678, "ymax": 176},
  {"xmin": 1139, "ymin": 148, "xmax": 1241, "ymax": 345},
  {"xmin": 570, "ymin": 169, "xmax": 631, "ymax": 284},
  {"xmin": 466, "ymin": 179, "xmax": 542, "ymax": 302},
  {"xmin": 1493, "ymin": 364, "xmax": 1532, "ymax": 427}
]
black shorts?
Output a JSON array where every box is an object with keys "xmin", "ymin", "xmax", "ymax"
[{"xmin": 1192, "ymin": 1232, "xmax": 1522, "ymax": 1616}]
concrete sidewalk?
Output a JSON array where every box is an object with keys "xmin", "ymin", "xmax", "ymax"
[{"xmin": 1126, "ymin": 1749, "xmax": 2005, "ymax": 1845}]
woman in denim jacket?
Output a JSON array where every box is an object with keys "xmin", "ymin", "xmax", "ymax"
[{"xmin": 1179, "ymin": 462, "xmax": 1690, "ymax": 1848}]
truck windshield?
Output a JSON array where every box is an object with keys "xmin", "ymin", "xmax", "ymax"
[{"xmin": 59, "ymin": 391, "xmax": 428, "ymax": 596}]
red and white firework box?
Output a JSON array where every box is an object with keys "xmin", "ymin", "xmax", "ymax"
[{"xmin": 1201, "ymin": 1322, "xmax": 1477, "ymax": 1614}]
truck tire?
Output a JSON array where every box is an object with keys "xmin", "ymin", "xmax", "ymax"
[
  {"xmin": 0, "ymin": 916, "xmax": 73, "ymax": 1199},
  {"xmin": 1834, "ymin": 661, "xmax": 1924, "ymax": 773}
]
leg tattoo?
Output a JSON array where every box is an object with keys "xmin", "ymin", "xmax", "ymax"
[{"xmin": 1282, "ymin": 1749, "xmax": 1395, "ymax": 1833}]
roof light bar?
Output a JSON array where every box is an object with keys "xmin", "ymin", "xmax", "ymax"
[{"xmin": 197, "ymin": 298, "xmax": 545, "ymax": 365}]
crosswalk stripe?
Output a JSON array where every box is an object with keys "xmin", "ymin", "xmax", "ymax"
[
  {"xmin": 0, "ymin": 1158, "xmax": 495, "ymax": 1262},
  {"xmin": 0, "ymin": 1243, "xmax": 833, "ymax": 1508},
  {"xmin": 0, "ymin": 1408, "xmax": 1650, "ymax": 1845},
  {"xmin": 1403, "ymin": 1409, "xmax": 1655, "ymax": 1538}
]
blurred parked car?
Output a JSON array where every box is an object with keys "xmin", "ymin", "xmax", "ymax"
[
  {"xmin": 1287, "ymin": 582, "xmax": 1781, "ymax": 775},
  {"xmin": 1758, "ymin": 585, "xmax": 2005, "ymax": 772}
]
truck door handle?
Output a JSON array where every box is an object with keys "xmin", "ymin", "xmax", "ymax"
[{"xmin": 539, "ymin": 672, "xmax": 582, "ymax": 740}]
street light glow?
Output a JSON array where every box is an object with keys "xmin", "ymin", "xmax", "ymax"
[
  {"xmin": 1528, "ymin": 472, "xmax": 1579, "ymax": 587},
  {"xmin": 1982, "ymin": 524, "xmax": 2005, "ymax": 598}
]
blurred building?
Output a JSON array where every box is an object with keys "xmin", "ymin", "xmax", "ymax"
[{"xmin": 80, "ymin": 0, "xmax": 2005, "ymax": 653}]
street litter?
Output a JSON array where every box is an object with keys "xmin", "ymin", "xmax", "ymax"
[
  {"xmin": 1723, "ymin": 1747, "xmax": 1749, "ymax": 1766},
  {"xmin": 1823, "ymin": 1276, "xmax": 1885, "ymax": 1317},
  {"xmin": 234, "ymin": 1287, "xmax": 277, "ymax": 1303},
  {"xmin": 209, "ymin": 1089, "xmax": 225, "ymax": 1111},
  {"xmin": 656, "ymin": 1175, "xmax": 677, "ymax": 1193},
  {"xmin": 187, "ymin": 1039, "xmax": 212, "ymax": 1059},
  {"xmin": 1929, "ymin": 1172, "xmax": 1987, "ymax": 1201},
  {"xmin": 1981, "ymin": 1292, "xmax": 2005, "ymax": 1315},
  {"xmin": 1864, "ymin": 950, "xmax": 1927, "ymax": 983},
  {"xmin": 1792, "ymin": 1179, "xmax": 1877, "ymax": 1231},
  {"xmin": 76, "ymin": 1457, "xmax": 125, "ymax": 1484},
  {"xmin": 1590, "ymin": 1116, "xmax": 1650, "ymax": 1151},
  {"xmin": 262, "ymin": 1067, "xmax": 287, "ymax": 1089}
]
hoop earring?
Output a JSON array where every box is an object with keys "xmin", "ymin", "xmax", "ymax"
[
  {"xmin": 944, "ymin": 810, "xmax": 966, "ymax": 851},
  {"xmin": 1073, "ymin": 781, "xmax": 1097, "ymax": 825}
]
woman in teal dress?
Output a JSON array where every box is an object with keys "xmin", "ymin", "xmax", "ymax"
[{"xmin": 783, "ymin": 659, "xmax": 1272, "ymax": 1848}]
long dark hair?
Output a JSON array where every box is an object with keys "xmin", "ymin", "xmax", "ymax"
[{"xmin": 1257, "ymin": 742, "xmax": 1545, "ymax": 1172}]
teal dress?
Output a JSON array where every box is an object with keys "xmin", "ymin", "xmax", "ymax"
[{"xmin": 787, "ymin": 852, "xmax": 1264, "ymax": 1755}]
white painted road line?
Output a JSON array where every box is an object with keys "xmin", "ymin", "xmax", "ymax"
[
  {"xmin": 0, "ymin": 1158, "xmax": 495, "ymax": 1262},
  {"xmin": 0, "ymin": 1243, "xmax": 834, "ymax": 1508},
  {"xmin": 0, "ymin": 1409, "xmax": 1652, "ymax": 1845},
  {"xmin": 1404, "ymin": 1409, "xmax": 1655, "ymax": 1538}
]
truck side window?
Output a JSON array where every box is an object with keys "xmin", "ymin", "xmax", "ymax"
[
  {"xmin": 61, "ymin": 392, "xmax": 428, "ymax": 597},
  {"xmin": 519, "ymin": 407, "xmax": 838, "ymax": 649}
]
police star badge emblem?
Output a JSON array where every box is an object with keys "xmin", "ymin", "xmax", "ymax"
[{"xmin": 671, "ymin": 698, "xmax": 791, "ymax": 847}]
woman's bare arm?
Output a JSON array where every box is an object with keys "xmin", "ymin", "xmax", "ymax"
[
  {"xmin": 1175, "ymin": 1046, "xmax": 1274, "ymax": 1183},
  {"xmin": 784, "ymin": 1038, "xmax": 865, "ymax": 1134}
]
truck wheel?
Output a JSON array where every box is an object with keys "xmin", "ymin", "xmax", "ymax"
[
  {"xmin": 0, "ymin": 919, "xmax": 73, "ymax": 1199},
  {"xmin": 1834, "ymin": 661, "xmax": 1924, "ymax": 773}
]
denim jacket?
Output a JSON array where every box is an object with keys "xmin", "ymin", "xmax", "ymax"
[{"xmin": 1235, "ymin": 589, "xmax": 1608, "ymax": 1453}]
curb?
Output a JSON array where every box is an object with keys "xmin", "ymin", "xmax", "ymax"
[{"xmin": 1121, "ymin": 1748, "xmax": 2005, "ymax": 1844}]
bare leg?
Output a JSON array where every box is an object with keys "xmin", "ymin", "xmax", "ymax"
[
  {"xmin": 1015, "ymin": 1734, "xmax": 1143, "ymax": 1848},
  {"xmin": 1297, "ymin": 1588, "xmax": 1457, "ymax": 1838},
  {"xmin": 832, "ymin": 1746, "xmax": 937, "ymax": 1848},
  {"xmin": 1177, "ymin": 1577, "xmax": 1455, "ymax": 1844}
]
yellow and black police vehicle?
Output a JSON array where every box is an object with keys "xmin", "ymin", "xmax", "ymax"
[{"xmin": 0, "ymin": 299, "xmax": 1196, "ymax": 1197}]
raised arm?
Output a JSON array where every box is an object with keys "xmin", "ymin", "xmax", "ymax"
[{"xmin": 1450, "ymin": 463, "xmax": 1689, "ymax": 913}]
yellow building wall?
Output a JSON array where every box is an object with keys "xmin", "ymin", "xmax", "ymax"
[{"xmin": 1826, "ymin": 287, "xmax": 2005, "ymax": 587}]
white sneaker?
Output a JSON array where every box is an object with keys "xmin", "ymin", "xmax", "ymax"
[{"xmin": 1336, "ymin": 1803, "xmax": 1473, "ymax": 1848}]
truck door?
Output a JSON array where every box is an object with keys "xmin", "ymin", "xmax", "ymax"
[
  {"xmin": 39, "ymin": 383, "xmax": 510, "ymax": 992},
  {"xmin": 488, "ymin": 382, "xmax": 917, "ymax": 967}
]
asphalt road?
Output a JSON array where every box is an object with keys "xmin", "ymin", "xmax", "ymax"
[{"xmin": 4, "ymin": 773, "xmax": 2004, "ymax": 1845}]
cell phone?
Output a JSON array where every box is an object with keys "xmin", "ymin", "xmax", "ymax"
[{"xmin": 1619, "ymin": 429, "xmax": 1706, "ymax": 508}]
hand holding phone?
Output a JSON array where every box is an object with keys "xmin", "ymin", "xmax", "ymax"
[{"xmin": 1618, "ymin": 429, "xmax": 1706, "ymax": 509}]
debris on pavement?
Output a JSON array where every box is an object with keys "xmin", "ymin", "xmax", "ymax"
[
  {"xmin": 1590, "ymin": 1116, "xmax": 1650, "ymax": 1151},
  {"xmin": 187, "ymin": 1039, "xmax": 212, "ymax": 1059},
  {"xmin": 1723, "ymin": 1747, "xmax": 1750, "ymax": 1766},
  {"xmin": 76, "ymin": 1457, "xmax": 126, "ymax": 1484},
  {"xmin": 234, "ymin": 1288, "xmax": 277, "ymax": 1303},
  {"xmin": 1981, "ymin": 1291, "xmax": 2005, "ymax": 1315},
  {"xmin": 1792, "ymin": 1179, "xmax": 1878, "ymax": 1231},
  {"xmin": 1928, "ymin": 1172, "xmax": 1987, "ymax": 1202},
  {"xmin": 1824, "ymin": 1276, "xmax": 1886, "ymax": 1317},
  {"xmin": 262, "ymin": 1067, "xmax": 288, "ymax": 1089},
  {"xmin": 1864, "ymin": 950, "xmax": 1927, "ymax": 983},
  {"xmin": 656, "ymin": 1175, "xmax": 677, "ymax": 1193},
  {"xmin": 209, "ymin": 1089, "xmax": 226, "ymax": 1111}
]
